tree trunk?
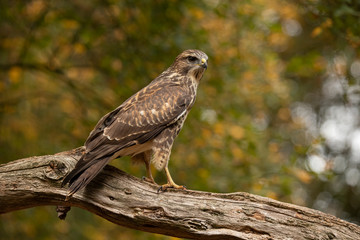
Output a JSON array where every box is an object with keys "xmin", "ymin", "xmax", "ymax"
[{"xmin": 0, "ymin": 148, "xmax": 359, "ymax": 240}]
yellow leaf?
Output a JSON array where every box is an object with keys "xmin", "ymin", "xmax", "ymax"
[
  {"xmin": 8, "ymin": 66, "xmax": 22, "ymax": 84},
  {"xmin": 266, "ymin": 191, "xmax": 278, "ymax": 200},
  {"xmin": 61, "ymin": 19, "xmax": 79, "ymax": 30},
  {"xmin": 191, "ymin": 8, "xmax": 204, "ymax": 19},
  {"xmin": 26, "ymin": 0, "xmax": 46, "ymax": 19},
  {"xmin": 311, "ymin": 27, "xmax": 322, "ymax": 37},
  {"xmin": 229, "ymin": 125, "xmax": 245, "ymax": 140},
  {"xmin": 73, "ymin": 43, "xmax": 85, "ymax": 54},
  {"xmin": 322, "ymin": 18, "xmax": 332, "ymax": 28},
  {"xmin": 294, "ymin": 169, "xmax": 312, "ymax": 184},
  {"xmin": 231, "ymin": 147, "xmax": 244, "ymax": 160},
  {"xmin": 214, "ymin": 122, "xmax": 225, "ymax": 136}
]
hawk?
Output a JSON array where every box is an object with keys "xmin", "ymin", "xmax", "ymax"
[{"xmin": 62, "ymin": 49, "xmax": 208, "ymax": 199}]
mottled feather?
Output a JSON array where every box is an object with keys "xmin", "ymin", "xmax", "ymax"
[{"xmin": 62, "ymin": 49, "xmax": 208, "ymax": 197}]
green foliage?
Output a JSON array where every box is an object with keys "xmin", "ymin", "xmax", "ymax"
[{"xmin": 1, "ymin": 0, "xmax": 359, "ymax": 239}]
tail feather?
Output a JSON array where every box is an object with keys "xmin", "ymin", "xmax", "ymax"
[{"xmin": 62, "ymin": 158, "xmax": 110, "ymax": 200}]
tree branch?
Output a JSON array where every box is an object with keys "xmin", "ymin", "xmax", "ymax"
[{"xmin": 0, "ymin": 148, "xmax": 359, "ymax": 240}]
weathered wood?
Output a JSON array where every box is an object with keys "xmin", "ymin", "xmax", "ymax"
[{"xmin": 0, "ymin": 148, "xmax": 359, "ymax": 240}]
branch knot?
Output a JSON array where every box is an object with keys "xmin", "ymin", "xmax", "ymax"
[{"xmin": 44, "ymin": 159, "xmax": 67, "ymax": 180}]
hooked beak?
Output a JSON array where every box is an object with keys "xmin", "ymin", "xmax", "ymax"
[{"xmin": 201, "ymin": 58, "xmax": 208, "ymax": 69}]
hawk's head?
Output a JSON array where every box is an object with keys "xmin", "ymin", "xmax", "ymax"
[{"xmin": 172, "ymin": 49, "xmax": 208, "ymax": 81}]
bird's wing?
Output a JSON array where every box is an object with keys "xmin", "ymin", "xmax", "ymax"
[{"xmin": 80, "ymin": 80, "xmax": 193, "ymax": 165}]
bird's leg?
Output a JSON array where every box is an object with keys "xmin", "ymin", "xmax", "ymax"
[
  {"xmin": 142, "ymin": 159, "xmax": 157, "ymax": 185},
  {"xmin": 158, "ymin": 166, "xmax": 186, "ymax": 192}
]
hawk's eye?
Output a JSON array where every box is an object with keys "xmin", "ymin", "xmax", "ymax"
[{"xmin": 187, "ymin": 56, "xmax": 198, "ymax": 63}]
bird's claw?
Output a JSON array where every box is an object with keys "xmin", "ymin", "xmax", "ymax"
[
  {"xmin": 142, "ymin": 176, "xmax": 156, "ymax": 185},
  {"xmin": 157, "ymin": 184, "xmax": 186, "ymax": 193}
]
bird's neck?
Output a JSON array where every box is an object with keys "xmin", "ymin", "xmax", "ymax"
[{"xmin": 188, "ymin": 67, "xmax": 205, "ymax": 87}]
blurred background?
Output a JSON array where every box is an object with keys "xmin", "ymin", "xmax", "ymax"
[{"xmin": 1, "ymin": 0, "xmax": 359, "ymax": 239}]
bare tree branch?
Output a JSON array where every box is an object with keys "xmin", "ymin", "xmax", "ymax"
[{"xmin": 0, "ymin": 148, "xmax": 359, "ymax": 240}]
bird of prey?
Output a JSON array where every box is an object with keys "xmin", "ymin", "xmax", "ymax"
[{"xmin": 62, "ymin": 49, "xmax": 208, "ymax": 199}]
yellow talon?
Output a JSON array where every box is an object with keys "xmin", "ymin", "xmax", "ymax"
[{"xmin": 157, "ymin": 167, "xmax": 186, "ymax": 192}]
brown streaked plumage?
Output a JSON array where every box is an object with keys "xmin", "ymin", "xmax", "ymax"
[{"xmin": 62, "ymin": 49, "xmax": 208, "ymax": 199}]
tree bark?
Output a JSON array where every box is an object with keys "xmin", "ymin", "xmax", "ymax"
[{"xmin": 0, "ymin": 148, "xmax": 359, "ymax": 240}]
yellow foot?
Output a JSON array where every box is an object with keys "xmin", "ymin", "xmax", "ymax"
[
  {"xmin": 142, "ymin": 176, "xmax": 157, "ymax": 185},
  {"xmin": 157, "ymin": 183, "xmax": 186, "ymax": 193}
]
